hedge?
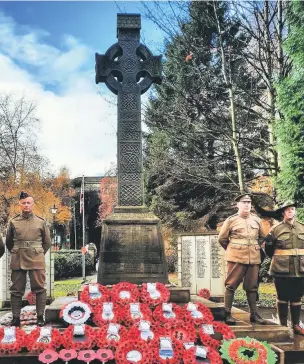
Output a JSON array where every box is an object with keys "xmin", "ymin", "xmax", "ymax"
[{"xmin": 54, "ymin": 250, "xmax": 95, "ymax": 279}]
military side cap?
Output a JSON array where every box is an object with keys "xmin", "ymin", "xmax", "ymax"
[
  {"xmin": 19, "ymin": 191, "xmax": 31, "ymax": 200},
  {"xmin": 276, "ymin": 200, "xmax": 296, "ymax": 212},
  {"xmin": 234, "ymin": 193, "xmax": 252, "ymax": 202}
]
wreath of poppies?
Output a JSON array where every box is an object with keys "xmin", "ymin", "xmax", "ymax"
[
  {"xmin": 118, "ymin": 303, "xmax": 152, "ymax": 327},
  {"xmin": 26, "ymin": 327, "xmax": 62, "ymax": 353},
  {"xmin": 26, "ymin": 291, "xmax": 36, "ymax": 305},
  {"xmin": 111, "ymin": 282, "xmax": 139, "ymax": 306},
  {"xmin": 183, "ymin": 302, "xmax": 214, "ymax": 326},
  {"xmin": 0, "ymin": 327, "xmax": 26, "ymax": 354},
  {"xmin": 80, "ymin": 284, "xmax": 111, "ymax": 306},
  {"xmin": 198, "ymin": 288, "xmax": 211, "ymax": 300},
  {"xmin": 199, "ymin": 321, "xmax": 236, "ymax": 350},
  {"xmin": 183, "ymin": 345, "xmax": 223, "ymax": 364},
  {"xmin": 153, "ymin": 337, "xmax": 184, "ymax": 364},
  {"xmin": 95, "ymin": 324, "xmax": 129, "ymax": 349},
  {"xmin": 153, "ymin": 303, "xmax": 184, "ymax": 324},
  {"xmin": 164, "ymin": 319, "xmax": 197, "ymax": 342},
  {"xmin": 220, "ymin": 337, "xmax": 277, "ymax": 364},
  {"xmin": 61, "ymin": 324, "xmax": 96, "ymax": 350},
  {"xmin": 92, "ymin": 302, "xmax": 120, "ymax": 327},
  {"xmin": 140, "ymin": 283, "xmax": 170, "ymax": 307},
  {"xmin": 115, "ymin": 339, "xmax": 152, "ymax": 364},
  {"xmin": 60, "ymin": 301, "xmax": 92, "ymax": 325},
  {"xmin": 127, "ymin": 323, "xmax": 166, "ymax": 344}
]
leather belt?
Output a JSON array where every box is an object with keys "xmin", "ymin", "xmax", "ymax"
[
  {"xmin": 230, "ymin": 239, "xmax": 259, "ymax": 245},
  {"xmin": 13, "ymin": 241, "xmax": 42, "ymax": 248},
  {"xmin": 274, "ymin": 249, "xmax": 304, "ymax": 256}
]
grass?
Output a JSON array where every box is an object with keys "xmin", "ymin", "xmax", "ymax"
[{"xmin": 234, "ymin": 283, "xmax": 277, "ymax": 308}]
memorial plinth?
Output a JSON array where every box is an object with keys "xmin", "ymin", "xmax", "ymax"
[{"xmin": 97, "ymin": 209, "xmax": 168, "ymax": 284}]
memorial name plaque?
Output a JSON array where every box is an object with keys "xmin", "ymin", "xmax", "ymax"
[{"xmin": 178, "ymin": 234, "xmax": 225, "ymax": 296}]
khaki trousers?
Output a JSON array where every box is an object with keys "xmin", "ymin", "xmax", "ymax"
[{"xmin": 225, "ymin": 262, "xmax": 259, "ymax": 293}]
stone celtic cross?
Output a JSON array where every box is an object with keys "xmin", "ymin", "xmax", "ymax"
[{"xmin": 95, "ymin": 14, "xmax": 162, "ymax": 206}]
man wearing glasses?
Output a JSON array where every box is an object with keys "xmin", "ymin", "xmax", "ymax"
[{"xmin": 6, "ymin": 192, "xmax": 51, "ymax": 327}]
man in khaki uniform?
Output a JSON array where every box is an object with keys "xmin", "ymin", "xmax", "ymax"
[
  {"xmin": 6, "ymin": 192, "xmax": 51, "ymax": 326},
  {"xmin": 218, "ymin": 193, "xmax": 267, "ymax": 325},
  {"xmin": 265, "ymin": 200, "xmax": 304, "ymax": 335}
]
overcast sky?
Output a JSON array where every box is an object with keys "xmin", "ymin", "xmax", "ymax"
[{"xmin": 0, "ymin": 1, "xmax": 165, "ymax": 178}]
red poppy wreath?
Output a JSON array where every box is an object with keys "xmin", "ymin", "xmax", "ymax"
[
  {"xmin": 198, "ymin": 288, "xmax": 211, "ymax": 300},
  {"xmin": 95, "ymin": 323, "xmax": 129, "ymax": 350},
  {"xmin": 153, "ymin": 337, "xmax": 184, "ymax": 364},
  {"xmin": 61, "ymin": 324, "xmax": 96, "ymax": 350},
  {"xmin": 26, "ymin": 326, "xmax": 62, "ymax": 353},
  {"xmin": 183, "ymin": 345, "xmax": 223, "ymax": 364},
  {"xmin": 111, "ymin": 282, "xmax": 139, "ymax": 306},
  {"xmin": 115, "ymin": 339, "xmax": 152, "ymax": 364},
  {"xmin": 118, "ymin": 302, "xmax": 152, "ymax": 327},
  {"xmin": 164, "ymin": 319, "xmax": 197, "ymax": 342},
  {"xmin": 140, "ymin": 282, "xmax": 170, "ymax": 307},
  {"xmin": 80, "ymin": 284, "xmax": 111, "ymax": 306},
  {"xmin": 60, "ymin": 301, "xmax": 92, "ymax": 325},
  {"xmin": 92, "ymin": 302, "xmax": 120, "ymax": 327},
  {"xmin": 153, "ymin": 303, "xmax": 184, "ymax": 324},
  {"xmin": 183, "ymin": 302, "xmax": 214, "ymax": 325},
  {"xmin": 127, "ymin": 320, "xmax": 166, "ymax": 344},
  {"xmin": 199, "ymin": 321, "xmax": 236, "ymax": 350},
  {"xmin": 0, "ymin": 326, "xmax": 26, "ymax": 354}
]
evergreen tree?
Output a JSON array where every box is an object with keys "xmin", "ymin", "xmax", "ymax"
[{"xmin": 275, "ymin": 0, "xmax": 304, "ymax": 219}]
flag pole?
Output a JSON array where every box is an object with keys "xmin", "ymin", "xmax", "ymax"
[{"xmin": 81, "ymin": 175, "xmax": 86, "ymax": 282}]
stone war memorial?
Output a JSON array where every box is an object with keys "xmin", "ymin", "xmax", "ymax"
[{"xmin": 95, "ymin": 14, "xmax": 168, "ymax": 284}]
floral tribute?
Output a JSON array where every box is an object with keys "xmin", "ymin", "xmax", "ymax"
[
  {"xmin": 26, "ymin": 291, "xmax": 36, "ymax": 305},
  {"xmin": 220, "ymin": 337, "xmax": 277, "ymax": 364},
  {"xmin": 95, "ymin": 348, "xmax": 114, "ymax": 363},
  {"xmin": 0, "ymin": 326, "xmax": 26, "ymax": 354},
  {"xmin": 164, "ymin": 319, "xmax": 197, "ymax": 342},
  {"xmin": 198, "ymin": 288, "xmax": 211, "ymax": 300},
  {"xmin": 77, "ymin": 349, "xmax": 96, "ymax": 363},
  {"xmin": 80, "ymin": 284, "xmax": 111, "ymax": 306},
  {"xmin": 95, "ymin": 323, "xmax": 129, "ymax": 350},
  {"xmin": 111, "ymin": 282, "xmax": 139, "ymax": 306},
  {"xmin": 115, "ymin": 339, "xmax": 152, "ymax": 364},
  {"xmin": 58, "ymin": 348, "xmax": 77, "ymax": 362},
  {"xmin": 38, "ymin": 348, "xmax": 58, "ymax": 363},
  {"xmin": 183, "ymin": 345, "xmax": 223, "ymax": 364},
  {"xmin": 60, "ymin": 301, "xmax": 92, "ymax": 325},
  {"xmin": 61, "ymin": 324, "xmax": 96, "ymax": 350},
  {"xmin": 199, "ymin": 321, "xmax": 235, "ymax": 349},
  {"xmin": 153, "ymin": 303, "xmax": 184, "ymax": 324},
  {"xmin": 26, "ymin": 327, "xmax": 62, "ymax": 353},
  {"xmin": 118, "ymin": 302, "xmax": 152, "ymax": 327},
  {"xmin": 92, "ymin": 302, "xmax": 121, "ymax": 327},
  {"xmin": 153, "ymin": 337, "xmax": 184, "ymax": 364},
  {"xmin": 140, "ymin": 282, "xmax": 170, "ymax": 307},
  {"xmin": 183, "ymin": 302, "xmax": 214, "ymax": 326}
]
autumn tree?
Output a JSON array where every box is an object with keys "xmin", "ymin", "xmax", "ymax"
[{"xmin": 99, "ymin": 176, "xmax": 118, "ymax": 220}]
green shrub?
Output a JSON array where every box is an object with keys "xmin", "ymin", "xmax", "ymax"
[
  {"xmin": 259, "ymin": 257, "xmax": 273, "ymax": 283},
  {"xmin": 166, "ymin": 250, "xmax": 177, "ymax": 273},
  {"xmin": 54, "ymin": 250, "xmax": 95, "ymax": 279}
]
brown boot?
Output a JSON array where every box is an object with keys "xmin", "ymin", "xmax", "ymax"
[
  {"xmin": 36, "ymin": 291, "xmax": 47, "ymax": 319},
  {"xmin": 277, "ymin": 301, "xmax": 288, "ymax": 326},
  {"xmin": 224, "ymin": 310, "xmax": 237, "ymax": 325},
  {"xmin": 10, "ymin": 317, "xmax": 20, "ymax": 327},
  {"xmin": 10, "ymin": 295, "xmax": 22, "ymax": 321},
  {"xmin": 290, "ymin": 303, "xmax": 304, "ymax": 335}
]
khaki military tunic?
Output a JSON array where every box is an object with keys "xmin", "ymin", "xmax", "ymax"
[
  {"xmin": 265, "ymin": 220, "xmax": 304, "ymax": 277},
  {"xmin": 6, "ymin": 213, "xmax": 51, "ymax": 270},
  {"xmin": 218, "ymin": 214, "xmax": 265, "ymax": 265}
]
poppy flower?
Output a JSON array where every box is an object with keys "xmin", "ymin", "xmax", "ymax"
[
  {"xmin": 26, "ymin": 291, "xmax": 36, "ymax": 305},
  {"xmin": 198, "ymin": 288, "xmax": 211, "ymax": 300},
  {"xmin": 58, "ymin": 348, "xmax": 77, "ymax": 362},
  {"xmin": 78, "ymin": 350, "xmax": 96, "ymax": 363},
  {"xmin": 38, "ymin": 349, "xmax": 58, "ymax": 363},
  {"xmin": 140, "ymin": 283, "xmax": 170, "ymax": 307},
  {"xmin": 95, "ymin": 348, "xmax": 114, "ymax": 362}
]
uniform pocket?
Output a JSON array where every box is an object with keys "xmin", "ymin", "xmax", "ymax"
[
  {"xmin": 34, "ymin": 247, "xmax": 44, "ymax": 254},
  {"xmin": 230, "ymin": 243, "xmax": 242, "ymax": 250},
  {"xmin": 299, "ymin": 256, "xmax": 304, "ymax": 272},
  {"xmin": 271, "ymin": 256, "xmax": 290, "ymax": 273},
  {"xmin": 298, "ymin": 233, "xmax": 304, "ymax": 241}
]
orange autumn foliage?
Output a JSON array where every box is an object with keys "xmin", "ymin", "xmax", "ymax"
[{"xmin": 99, "ymin": 176, "xmax": 118, "ymax": 219}]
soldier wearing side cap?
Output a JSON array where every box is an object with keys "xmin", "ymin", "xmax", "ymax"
[
  {"xmin": 265, "ymin": 200, "xmax": 304, "ymax": 335},
  {"xmin": 218, "ymin": 193, "xmax": 267, "ymax": 325},
  {"xmin": 6, "ymin": 192, "xmax": 51, "ymax": 327}
]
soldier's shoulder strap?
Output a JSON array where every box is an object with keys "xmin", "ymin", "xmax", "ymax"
[
  {"xmin": 10, "ymin": 214, "xmax": 20, "ymax": 221},
  {"xmin": 251, "ymin": 214, "xmax": 261, "ymax": 223},
  {"xmin": 35, "ymin": 215, "xmax": 46, "ymax": 222},
  {"xmin": 227, "ymin": 214, "xmax": 238, "ymax": 221},
  {"xmin": 272, "ymin": 221, "xmax": 284, "ymax": 230},
  {"xmin": 296, "ymin": 220, "xmax": 304, "ymax": 226}
]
